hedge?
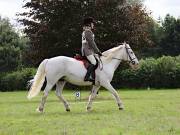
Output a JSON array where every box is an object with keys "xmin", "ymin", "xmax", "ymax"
[
  {"xmin": 0, "ymin": 55, "xmax": 180, "ymax": 91},
  {"xmin": 113, "ymin": 55, "xmax": 180, "ymax": 88},
  {"xmin": 0, "ymin": 68, "xmax": 36, "ymax": 91}
]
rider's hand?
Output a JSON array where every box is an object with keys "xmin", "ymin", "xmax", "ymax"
[{"xmin": 98, "ymin": 52, "xmax": 102, "ymax": 56}]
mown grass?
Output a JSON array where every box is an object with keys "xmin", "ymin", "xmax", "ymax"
[{"xmin": 0, "ymin": 89, "xmax": 180, "ymax": 135}]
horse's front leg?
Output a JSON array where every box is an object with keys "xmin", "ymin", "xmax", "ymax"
[
  {"xmin": 102, "ymin": 81, "xmax": 124, "ymax": 110},
  {"xmin": 86, "ymin": 85, "xmax": 101, "ymax": 111}
]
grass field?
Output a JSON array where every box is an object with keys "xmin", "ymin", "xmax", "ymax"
[{"xmin": 0, "ymin": 89, "xmax": 180, "ymax": 135}]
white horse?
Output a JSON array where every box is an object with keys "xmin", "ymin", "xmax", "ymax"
[{"xmin": 27, "ymin": 42, "xmax": 139, "ymax": 112}]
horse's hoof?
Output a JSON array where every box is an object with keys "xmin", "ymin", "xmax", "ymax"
[
  {"xmin": 86, "ymin": 107, "xmax": 91, "ymax": 111},
  {"xmin": 36, "ymin": 107, "xmax": 43, "ymax": 113},
  {"xmin": 119, "ymin": 108, "xmax": 124, "ymax": 110},
  {"xmin": 118, "ymin": 103, "xmax": 124, "ymax": 110},
  {"xmin": 66, "ymin": 108, "xmax": 70, "ymax": 112},
  {"xmin": 119, "ymin": 107, "xmax": 124, "ymax": 110}
]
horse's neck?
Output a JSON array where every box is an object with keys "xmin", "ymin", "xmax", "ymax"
[
  {"xmin": 111, "ymin": 60, "xmax": 121, "ymax": 71},
  {"xmin": 103, "ymin": 58, "xmax": 121, "ymax": 72},
  {"xmin": 101, "ymin": 50, "xmax": 123, "ymax": 73}
]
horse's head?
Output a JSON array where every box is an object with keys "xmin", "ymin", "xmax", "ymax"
[
  {"xmin": 121, "ymin": 43, "xmax": 139, "ymax": 70},
  {"xmin": 102, "ymin": 42, "xmax": 139, "ymax": 70}
]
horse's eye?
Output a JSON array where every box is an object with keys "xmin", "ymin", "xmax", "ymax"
[{"xmin": 132, "ymin": 61, "xmax": 135, "ymax": 65}]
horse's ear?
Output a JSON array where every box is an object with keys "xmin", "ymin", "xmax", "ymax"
[
  {"xmin": 118, "ymin": 42, "xmax": 126, "ymax": 47},
  {"xmin": 123, "ymin": 42, "xmax": 127, "ymax": 45},
  {"xmin": 123, "ymin": 42, "xmax": 130, "ymax": 48},
  {"xmin": 118, "ymin": 45, "xmax": 123, "ymax": 49},
  {"xmin": 125, "ymin": 43, "xmax": 130, "ymax": 48}
]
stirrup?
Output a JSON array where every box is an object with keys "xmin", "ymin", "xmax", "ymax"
[
  {"xmin": 84, "ymin": 76, "xmax": 94, "ymax": 81},
  {"xmin": 84, "ymin": 73, "xmax": 95, "ymax": 84},
  {"xmin": 89, "ymin": 76, "xmax": 95, "ymax": 82},
  {"xmin": 84, "ymin": 77, "xmax": 95, "ymax": 84}
]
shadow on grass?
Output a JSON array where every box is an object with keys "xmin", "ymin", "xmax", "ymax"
[{"xmin": 28, "ymin": 108, "xmax": 121, "ymax": 117}]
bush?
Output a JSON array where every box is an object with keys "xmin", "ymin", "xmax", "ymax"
[
  {"xmin": 0, "ymin": 68, "xmax": 36, "ymax": 91},
  {"xmin": 113, "ymin": 55, "xmax": 180, "ymax": 88},
  {"xmin": 153, "ymin": 56, "xmax": 177, "ymax": 88},
  {"xmin": 137, "ymin": 58, "xmax": 157, "ymax": 88}
]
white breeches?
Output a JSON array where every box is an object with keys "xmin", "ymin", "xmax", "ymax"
[{"xmin": 87, "ymin": 55, "xmax": 97, "ymax": 65}]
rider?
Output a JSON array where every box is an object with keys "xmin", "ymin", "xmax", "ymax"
[{"xmin": 82, "ymin": 17, "xmax": 102, "ymax": 82}]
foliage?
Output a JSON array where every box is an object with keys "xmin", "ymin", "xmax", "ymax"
[
  {"xmin": 139, "ymin": 18, "xmax": 163, "ymax": 58},
  {"xmin": 141, "ymin": 14, "xmax": 180, "ymax": 57},
  {"xmin": 159, "ymin": 14, "xmax": 180, "ymax": 56},
  {"xmin": 18, "ymin": 0, "xmax": 151, "ymax": 66},
  {"xmin": 126, "ymin": 0, "xmax": 144, "ymax": 5},
  {"xmin": 1, "ymin": 55, "xmax": 180, "ymax": 91},
  {"xmin": 0, "ymin": 16, "xmax": 27, "ymax": 72},
  {"xmin": 0, "ymin": 68, "xmax": 36, "ymax": 91},
  {"xmin": 113, "ymin": 55, "xmax": 180, "ymax": 88}
]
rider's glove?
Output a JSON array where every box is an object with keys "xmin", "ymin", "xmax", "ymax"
[{"xmin": 98, "ymin": 52, "xmax": 102, "ymax": 56}]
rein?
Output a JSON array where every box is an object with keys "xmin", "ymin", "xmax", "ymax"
[
  {"xmin": 102, "ymin": 55, "xmax": 123, "ymax": 61},
  {"xmin": 101, "ymin": 47, "xmax": 134, "ymax": 62},
  {"xmin": 99, "ymin": 55, "xmax": 123, "ymax": 71},
  {"xmin": 98, "ymin": 43, "xmax": 137, "ymax": 70}
]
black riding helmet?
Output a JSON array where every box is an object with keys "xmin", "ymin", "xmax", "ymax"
[{"xmin": 83, "ymin": 17, "xmax": 96, "ymax": 26}]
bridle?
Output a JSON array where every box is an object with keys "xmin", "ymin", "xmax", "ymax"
[
  {"xmin": 101, "ymin": 44, "xmax": 136, "ymax": 65},
  {"xmin": 124, "ymin": 45, "xmax": 136, "ymax": 65},
  {"xmin": 98, "ymin": 43, "xmax": 137, "ymax": 70}
]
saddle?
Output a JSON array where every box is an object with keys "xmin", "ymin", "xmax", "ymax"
[
  {"xmin": 74, "ymin": 54, "xmax": 98, "ymax": 83},
  {"xmin": 74, "ymin": 54, "xmax": 90, "ymax": 69}
]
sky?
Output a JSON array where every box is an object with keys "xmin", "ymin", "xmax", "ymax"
[
  {"xmin": 144, "ymin": 0, "xmax": 180, "ymax": 19},
  {"xmin": 0, "ymin": 0, "xmax": 28, "ymax": 27},
  {"xmin": 0, "ymin": 0, "xmax": 180, "ymax": 27}
]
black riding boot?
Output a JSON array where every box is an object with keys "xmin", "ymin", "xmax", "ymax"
[{"xmin": 84, "ymin": 64, "xmax": 95, "ymax": 83}]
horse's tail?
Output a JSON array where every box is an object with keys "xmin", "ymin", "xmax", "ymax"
[{"xmin": 27, "ymin": 59, "xmax": 48, "ymax": 99}]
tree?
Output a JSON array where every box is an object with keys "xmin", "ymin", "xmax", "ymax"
[
  {"xmin": 139, "ymin": 17, "xmax": 164, "ymax": 58},
  {"xmin": 0, "ymin": 17, "xmax": 26, "ymax": 72},
  {"xmin": 159, "ymin": 14, "xmax": 180, "ymax": 56},
  {"xmin": 138, "ymin": 14, "xmax": 180, "ymax": 58},
  {"xmin": 19, "ymin": 0, "xmax": 151, "ymax": 66},
  {"xmin": 126, "ymin": 0, "xmax": 144, "ymax": 5}
]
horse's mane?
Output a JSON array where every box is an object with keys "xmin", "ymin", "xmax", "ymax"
[{"xmin": 102, "ymin": 45, "xmax": 123, "ymax": 61}]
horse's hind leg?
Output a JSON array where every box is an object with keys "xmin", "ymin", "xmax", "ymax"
[
  {"xmin": 37, "ymin": 82, "xmax": 54, "ymax": 113},
  {"xmin": 86, "ymin": 85, "xmax": 100, "ymax": 111},
  {"xmin": 55, "ymin": 81, "xmax": 70, "ymax": 112}
]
